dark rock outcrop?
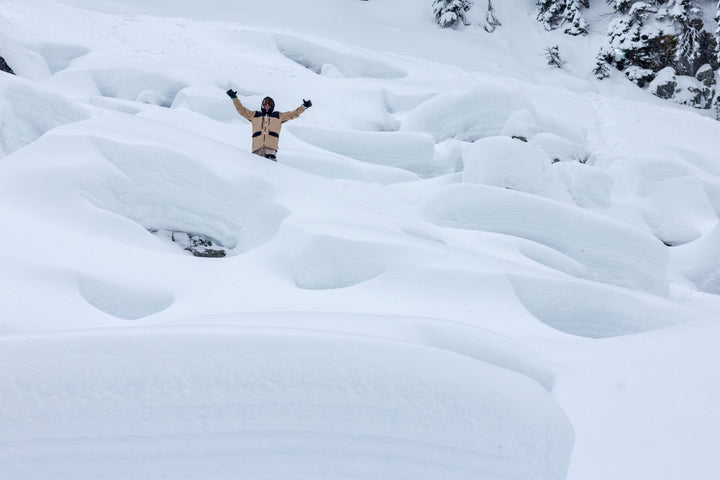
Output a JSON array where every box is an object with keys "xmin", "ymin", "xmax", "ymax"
[
  {"xmin": 151, "ymin": 229, "xmax": 228, "ymax": 258},
  {"xmin": 0, "ymin": 55, "xmax": 14, "ymax": 75}
]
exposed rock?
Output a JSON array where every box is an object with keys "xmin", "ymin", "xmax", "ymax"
[
  {"xmin": 650, "ymin": 66, "xmax": 716, "ymax": 109},
  {"xmin": 653, "ymin": 79, "xmax": 677, "ymax": 100},
  {"xmin": 696, "ymin": 64, "xmax": 716, "ymax": 88},
  {"xmin": 0, "ymin": 55, "xmax": 14, "ymax": 75},
  {"xmin": 151, "ymin": 229, "xmax": 228, "ymax": 258},
  {"xmin": 650, "ymin": 67, "xmax": 677, "ymax": 99}
]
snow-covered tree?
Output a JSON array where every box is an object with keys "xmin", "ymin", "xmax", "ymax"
[
  {"xmin": 598, "ymin": 0, "xmax": 719, "ymax": 109},
  {"xmin": 659, "ymin": 0, "xmax": 715, "ymax": 75},
  {"xmin": 715, "ymin": 0, "xmax": 720, "ymax": 63},
  {"xmin": 564, "ymin": 0, "xmax": 589, "ymax": 35},
  {"xmin": 537, "ymin": 0, "xmax": 589, "ymax": 35},
  {"xmin": 601, "ymin": 1, "xmax": 665, "ymax": 86},
  {"xmin": 537, "ymin": 0, "xmax": 567, "ymax": 30},
  {"xmin": 433, "ymin": 0, "xmax": 473, "ymax": 28},
  {"xmin": 606, "ymin": 0, "xmax": 633, "ymax": 14},
  {"xmin": 544, "ymin": 45, "xmax": 565, "ymax": 67},
  {"xmin": 485, "ymin": 0, "xmax": 501, "ymax": 32}
]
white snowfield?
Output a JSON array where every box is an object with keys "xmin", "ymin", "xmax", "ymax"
[{"xmin": 1, "ymin": 1, "xmax": 720, "ymax": 479}]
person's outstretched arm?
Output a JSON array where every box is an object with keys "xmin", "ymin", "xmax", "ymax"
[
  {"xmin": 227, "ymin": 89, "xmax": 255, "ymax": 121},
  {"xmin": 280, "ymin": 99, "xmax": 311, "ymax": 123}
]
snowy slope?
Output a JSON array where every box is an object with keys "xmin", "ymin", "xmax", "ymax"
[{"xmin": 1, "ymin": 1, "xmax": 720, "ymax": 479}]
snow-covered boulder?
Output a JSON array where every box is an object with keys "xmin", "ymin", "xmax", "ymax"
[
  {"xmin": 462, "ymin": 136, "xmax": 573, "ymax": 204},
  {"xmin": 0, "ymin": 74, "xmax": 89, "ymax": 157},
  {"xmin": 649, "ymin": 66, "xmax": 716, "ymax": 109},
  {"xmin": 423, "ymin": 184, "xmax": 670, "ymax": 295},
  {"xmin": 401, "ymin": 84, "xmax": 538, "ymax": 142}
]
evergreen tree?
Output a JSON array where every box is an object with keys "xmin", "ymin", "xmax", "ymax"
[
  {"xmin": 715, "ymin": 0, "xmax": 720, "ymax": 63},
  {"xmin": 565, "ymin": 0, "xmax": 589, "ymax": 35},
  {"xmin": 537, "ymin": 0, "xmax": 567, "ymax": 31},
  {"xmin": 606, "ymin": 0, "xmax": 633, "ymax": 14},
  {"xmin": 433, "ymin": 0, "xmax": 473, "ymax": 27},
  {"xmin": 603, "ymin": 1, "xmax": 666, "ymax": 86},
  {"xmin": 598, "ymin": 0, "xmax": 719, "ymax": 108},
  {"xmin": 485, "ymin": 0, "xmax": 501, "ymax": 32},
  {"xmin": 544, "ymin": 45, "xmax": 566, "ymax": 67},
  {"xmin": 659, "ymin": 0, "xmax": 715, "ymax": 75},
  {"xmin": 537, "ymin": 0, "xmax": 589, "ymax": 35}
]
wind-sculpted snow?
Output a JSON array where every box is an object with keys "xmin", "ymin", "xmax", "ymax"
[
  {"xmin": 462, "ymin": 136, "xmax": 574, "ymax": 204},
  {"xmin": 0, "ymin": 76, "xmax": 89, "ymax": 157},
  {"xmin": 672, "ymin": 224, "xmax": 720, "ymax": 294},
  {"xmin": 509, "ymin": 276, "xmax": 694, "ymax": 338},
  {"xmin": 288, "ymin": 233, "xmax": 392, "ymax": 289},
  {"xmin": 36, "ymin": 43, "xmax": 89, "ymax": 74},
  {"xmin": 275, "ymin": 35, "xmax": 406, "ymax": 79},
  {"xmin": 0, "ymin": 328, "xmax": 574, "ymax": 480},
  {"xmin": 463, "ymin": 136, "xmax": 612, "ymax": 208},
  {"xmin": 289, "ymin": 125, "xmax": 437, "ymax": 176},
  {"xmin": 92, "ymin": 68, "xmax": 188, "ymax": 107},
  {"xmin": 280, "ymin": 147, "xmax": 419, "ymax": 184},
  {"xmin": 176, "ymin": 312, "xmax": 558, "ymax": 392},
  {"xmin": 382, "ymin": 88, "xmax": 436, "ymax": 114},
  {"xmin": 423, "ymin": 184, "xmax": 669, "ymax": 295},
  {"xmin": 88, "ymin": 138, "xmax": 289, "ymax": 255},
  {"xmin": 529, "ymin": 132, "xmax": 590, "ymax": 164},
  {"xmin": 46, "ymin": 68, "xmax": 188, "ymax": 107},
  {"xmin": 702, "ymin": 180, "xmax": 720, "ymax": 216},
  {"xmin": 401, "ymin": 85, "xmax": 538, "ymax": 142},
  {"xmin": 2, "ymin": 0, "xmax": 720, "ymax": 478},
  {"xmin": 77, "ymin": 275, "xmax": 173, "ymax": 320},
  {"xmin": 610, "ymin": 155, "xmax": 718, "ymax": 245},
  {"xmin": 171, "ymin": 85, "xmax": 250, "ymax": 121}
]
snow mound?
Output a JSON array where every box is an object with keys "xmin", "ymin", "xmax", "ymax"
[
  {"xmin": 551, "ymin": 162, "xmax": 614, "ymax": 208},
  {"xmin": 92, "ymin": 68, "xmax": 188, "ymax": 106},
  {"xmin": 1, "ymin": 328, "xmax": 574, "ymax": 480},
  {"xmin": 529, "ymin": 132, "xmax": 589, "ymax": 164},
  {"xmin": 289, "ymin": 233, "xmax": 391, "ymax": 289},
  {"xmin": 515, "ymin": 240, "xmax": 588, "ymax": 278},
  {"xmin": 382, "ymin": 88, "xmax": 435, "ymax": 113},
  {"xmin": 48, "ymin": 68, "xmax": 188, "ymax": 106},
  {"xmin": 171, "ymin": 85, "xmax": 243, "ymax": 121},
  {"xmin": 87, "ymin": 138, "xmax": 289, "ymax": 254},
  {"xmin": 509, "ymin": 276, "xmax": 694, "ymax": 338},
  {"xmin": 702, "ymin": 180, "xmax": 720, "ymax": 216},
  {"xmin": 280, "ymin": 147, "xmax": 418, "ymax": 184},
  {"xmin": 36, "ymin": 43, "xmax": 89, "ymax": 74},
  {"xmin": 275, "ymin": 35, "xmax": 406, "ymax": 79},
  {"xmin": 422, "ymin": 184, "xmax": 669, "ymax": 295},
  {"xmin": 196, "ymin": 312, "xmax": 557, "ymax": 391},
  {"xmin": 401, "ymin": 85, "xmax": 538, "ymax": 142},
  {"xmin": 462, "ymin": 136, "xmax": 574, "ymax": 204},
  {"xmin": 77, "ymin": 276, "xmax": 173, "ymax": 320},
  {"xmin": 672, "ymin": 223, "xmax": 720, "ymax": 294},
  {"xmin": 464, "ymin": 135, "xmax": 611, "ymax": 209},
  {"xmin": 289, "ymin": 125, "xmax": 434, "ymax": 176},
  {"xmin": 0, "ymin": 76, "xmax": 89, "ymax": 157},
  {"xmin": 614, "ymin": 156, "xmax": 718, "ymax": 245}
]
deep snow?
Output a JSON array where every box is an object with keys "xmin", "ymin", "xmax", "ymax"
[{"xmin": 1, "ymin": 1, "xmax": 720, "ymax": 479}]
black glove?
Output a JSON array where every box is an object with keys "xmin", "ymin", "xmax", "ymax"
[
  {"xmin": 303, "ymin": 99, "xmax": 312, "ymax": 108},
  {"xmin": 226, "ymin": 89, "xmax": 237, "ymax": 99}
]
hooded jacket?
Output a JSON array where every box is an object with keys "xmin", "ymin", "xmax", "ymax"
[{"xmin": 232, "ymin": 97, "xmax": 306, "ymax": 152}]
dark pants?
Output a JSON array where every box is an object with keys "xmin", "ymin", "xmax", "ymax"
[{"xmin": 253, "ymin": 147, "xmax": 277, "ymax": 162}]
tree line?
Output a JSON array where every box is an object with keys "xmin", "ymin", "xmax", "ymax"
[{"xmin": 432, "ymin": 0, "xmax": 720, "ymax": 113}]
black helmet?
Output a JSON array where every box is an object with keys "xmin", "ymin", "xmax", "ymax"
[{"xmin": 261, "ymin": 96, "xmax": 275, "ymax": 113}]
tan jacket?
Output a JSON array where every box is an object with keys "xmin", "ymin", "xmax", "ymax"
[{"xmin": 232, "ymin": 98, "xmax": 306, "ymax": 152}]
